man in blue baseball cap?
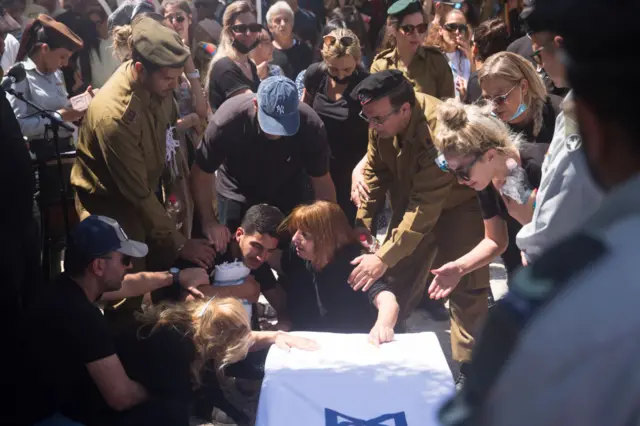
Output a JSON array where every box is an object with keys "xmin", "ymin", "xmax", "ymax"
[
  {"xmin": 22, "ymin": 215, "xmax": 209, "ymax": 426},
  {"xmin": 191, "ymin": 75, "xmax": 336, "ymax": 241}
]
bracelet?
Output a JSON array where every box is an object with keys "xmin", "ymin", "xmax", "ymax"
[{"xmin": 186, "ymin": 70, "xmax": 200, "ymax": 80}]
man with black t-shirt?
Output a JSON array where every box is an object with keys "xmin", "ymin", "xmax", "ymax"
[
  {"xmin": 191, "ymin": 76, "xmax": 335, "ymax": 248},
  {"xmin": 24, "ymin": 215, "xmax": 208, "ymax": 426}
]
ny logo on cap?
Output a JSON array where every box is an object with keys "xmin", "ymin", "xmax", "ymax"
[
  {"xmin": 325, "ymin": 409, "xmax": 408, "ymax": 426},
  {"xmin": 276, "ymin": 105, "xmax": 285, "ymax": 115}
]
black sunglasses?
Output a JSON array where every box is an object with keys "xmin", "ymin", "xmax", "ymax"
[
  {"xmin": 231, "ymin": 23, "xmax": 263, "ymax": 34},
  {"xmin": 323, "ymin": 35, "xmax": 354, "ymax": 47},
  {"xmin": 100, "ymin": 254, "xmax": 133, "ymax": 267},
  {"xmin": 444, "ymin": 23, "xmax": 468, "ymax": 33},
  {"xmin": 165, "ymin": 14, "xmax": 186, "ymax": 24},
  {"xmin": 399, "ymin": 23, "xmax": 428, "ymax": 35},
  {"xmin": 440, "ymin": 154, "xmax": 482, "ymax": 181}
]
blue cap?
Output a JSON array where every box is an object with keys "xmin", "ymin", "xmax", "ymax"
[
  {"xmin": 67, "ymin": 215, "xmax": 148, "ymax": 259},
  {"xmin": 256, "ymin": 76, "xmax": 300, "ymax": 137}
]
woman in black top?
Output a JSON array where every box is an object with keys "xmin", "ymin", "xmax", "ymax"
[
  {"xmin": 302, "ymin": 28, "xmax": 369, "ymax": 224},
  {"xmin": 277, "ymin": 201, "xmax": 400, "ymax": 346},
  {"xmin": 266, "ymin": 1, "xmax": 313, "ymax": 79},
  {"xmin": 427, "ymin": 99, "xmax": 548, "ymax": 299},
  {"xmin": 115, "ymin": 297, "xmax": 317, "ymax": 425},
  {"xmin": 205, "ymin": 0, "xmax": 262, "ymax": 110}
]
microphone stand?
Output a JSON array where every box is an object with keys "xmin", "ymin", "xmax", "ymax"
[{"xmin": 7, "ymin": 87, "xmax": 74, "ymax": 238}]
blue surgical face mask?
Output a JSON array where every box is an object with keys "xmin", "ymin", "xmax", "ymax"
[{"xmin": 509, "ymin": 87, "xmax": 528, "ymax": 122}]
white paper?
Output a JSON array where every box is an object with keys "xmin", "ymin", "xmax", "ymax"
[{"xmin": 256, "ymin": 332, "xmax": 454, "ymax": 426}]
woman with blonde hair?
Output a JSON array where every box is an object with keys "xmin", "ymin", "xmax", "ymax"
[
  {"xmin": 275, "ymin": 201, "xmax": 400, "ymax": 346},
  {"xmin": 205, "ymin": 0, "xmax": 262, "ymax": 110},
  {"xmin": 428, "ymin": 98, "xmax": 549, "ymax": 298},
  {"xmin": 479, "ymin": 51, "xmax": 559, "ymax": 144},
  {"xmin": 478, "ymin": 51, "xmax": 559, "ymax": 274},
  {"xmin": 301, "ymin": 28, "xmax": 369, "ymax": 223},
  {"xmin": 115, "ymin": 297, "xmax": 317, "ymax": 425}
]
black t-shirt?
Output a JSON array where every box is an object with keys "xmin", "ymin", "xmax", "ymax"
[
  {"xmin": 25, "ymin": 274, "xmax": 116, "ymax": 424},
  {"xmin": 303, "ymin": 62, "xmax": 369, "ymax": 217},
  {"xmin": 464, "ymin": 71, "xmax": 482, "ymax": 105},
  {"xmin": 208, "ymin": 57, "xmax": 260, "ymax": 110},
  {"xmin": 115, "ymin": 323, "xmax": 195, "ymax": 406},
  {"xmin": 507, "ymin": 96, "xmax": 560, "ymax": 145},
  {"xmin": 477, "ymin": 142, "xmax": 549, "ymax": 220},
  {"xmin": 280, "ymin": 243, "xmax": 392, "ymax": 333},
  {"xmin": 196, "ymin": 92, "xmax": 329, "ymax": 205},
  {"xmin": 271, "ymin": 39, "xmax": 313, "ymax": 80}
]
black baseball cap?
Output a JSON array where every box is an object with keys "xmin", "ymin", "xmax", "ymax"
[{"xmin": 67, "ymin": 215, "xmax": 148, "ymax": 260}]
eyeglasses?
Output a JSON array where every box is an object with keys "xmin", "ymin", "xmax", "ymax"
[
  {"xmin": 165, "ymin": 14, "xmax": 186, "ymax": 24},
  {"xmin": 231, "ymin": 23, "xmax": 263, "ymax": 35},
  {"xmin": 531, "ymin": 47, "xmax": 543, "ymax": 66},
  {"xmin": 443, "ymin": 23, "xmax": 468, "ymax": 33},
  {"xmin": 398, "ymin": 23, "xmax": 428, "ymax": 36},
  {"xmin": 444, "ymin": 154, "xmax": 482, "ymax": 181},
  {"xmin": 323, "ymin": 35, "xmax": 355, "ymax": 47},
  {"xmin": 482, "ymin": 84, "xmax": 518, "ymax": 106},
  {"xmin": 100, "ymin": 254, "xmax": 133, "ymax": 267},
  {"xmin": 359, "ymin": 109, "xmax": 398, "ymax": 126}
]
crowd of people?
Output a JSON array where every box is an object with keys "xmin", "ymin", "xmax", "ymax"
[{"xmin": 2, "ymin": 0, "xmax": 637, "ymax": 425}]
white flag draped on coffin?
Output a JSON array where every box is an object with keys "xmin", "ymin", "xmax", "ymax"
[{"xmin": 256, "ymin": 332, "xmax": 454, "ymax": 426}]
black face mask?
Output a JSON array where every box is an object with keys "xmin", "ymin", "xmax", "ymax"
[
  {"xmin": 326, "ymin": 69, "xmax": 356, "ymax": 85},
  {"xmin": 232, "ymin": 38, "xmax": 259, "ymax": 55}
]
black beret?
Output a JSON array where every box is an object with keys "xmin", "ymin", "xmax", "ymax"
[{"xmin": 350, "ymin": 70, "xmax": 409, "ymax": 105}]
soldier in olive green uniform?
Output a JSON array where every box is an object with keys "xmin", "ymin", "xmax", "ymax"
[
  {"xmin": 350, "ymin": 71, "xmax": 489, "ymax": 382},
  {"xmin": 371, "ymin": 0, "xmax": 454, "ymax": 100},
  {"xmin": 71, "ymin": 17, "xmax": 214, "ymax": 318}
]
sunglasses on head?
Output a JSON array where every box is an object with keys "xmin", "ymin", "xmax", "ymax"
[
  {"xmin": 482, "ymin": 84, "xmax": 518, "ymax": 106},
  {"xmin": 231, "ymin": 23, "xmax": 263, "ymax": 34},
  {"xmin": 398, "ymin": 23, "xmax": 428, "ymax": 36},
  {"xmin": 165, "ymin": 14, "xmax": 186, "ymax": 24},
  {"xmin": 323, "ymin": 35, "xmax": 354, "ymax": 47},
  {"xmin": 444, "ymin": 23, "xmax": 468, "ymax": 33}
]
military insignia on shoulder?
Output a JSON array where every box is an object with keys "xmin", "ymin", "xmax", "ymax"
[
  {"xmin": 123, "ymin": 108, "xmax": 137, "ymax": 125},
  {"xmin": 565, "ymin": 134, "xmax": 582, "ymax": 152}
]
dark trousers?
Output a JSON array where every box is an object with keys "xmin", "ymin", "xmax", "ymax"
[
  {"xmin": 95, "ymin": 398, "xmax": 189, "ymax": 426},
  {"xmin": 501, "ymin": 216, "xmax": 523, "ymax": 279}
]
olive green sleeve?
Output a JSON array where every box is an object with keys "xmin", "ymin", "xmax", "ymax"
[
  {"xmin": 95, "ymin": 118, "xmax": 186, "ymax": 263},
  {"xmin": 376, "ymin": 148, "xmax": 454, "ymax": 268},
  {"xmin": 355, "ymin": 131, "xmax": 394, "ymax": 231}
]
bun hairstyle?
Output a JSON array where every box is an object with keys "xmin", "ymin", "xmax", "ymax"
[
  {"xmin": 111, "ymin": 13, "xmax": 164, "ymax": 62},
  {"xmin": 435, "ymin": 98, "xmax": 522, "ymax": 158}
]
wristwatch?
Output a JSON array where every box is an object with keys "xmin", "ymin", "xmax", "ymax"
[
  {"xmin": 186, "ymin": 70, "xmax": 200, "ymax": 79},
  {"xmin": 169, "ymin": 267, "xmax": 180, "ymax": 287}
]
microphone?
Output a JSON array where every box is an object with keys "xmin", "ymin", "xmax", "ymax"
[{"xmin": 1, "ymin": 63, "xmax": 26, "ymax": 91}]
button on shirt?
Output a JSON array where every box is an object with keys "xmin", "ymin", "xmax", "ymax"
[
  {"xmin": 195, "ymin": 92, "xmax": 330, "ymax": 205},
  {"xmin": 7, "ymin": 57, "xmax": 73, "ymax": 140}
]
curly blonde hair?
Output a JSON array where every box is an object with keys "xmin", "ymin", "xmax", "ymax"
[
  {"xmin": 478, "ymin": 51, "xmax": 548, "ymax": 137},
  {"xmin": 435, "ymin": 98, "xmax": 523, "ymax": 158},
  {"xmin": 321, "ymin": 28, "xmax": 361, "ymax": 63},
  {"xmin": 136, "ymin": 297, "xmax": 252, "ymax": 387}
]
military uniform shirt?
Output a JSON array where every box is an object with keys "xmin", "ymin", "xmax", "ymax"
[
  {"xmin": 370, "ymin": 46, "xmax": 455, "ymax": 100},
  {"xmin": 6, "ymin": 57, "xmax": 73, "ymax": 140}
]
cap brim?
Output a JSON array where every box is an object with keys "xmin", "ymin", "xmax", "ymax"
[
  {"xmin": 117, "ymin": 240, "xmax": 148, "ymax": 258},
  {"xmin": 258, "ymin": 108, "xmax": 300, "ymax": 137}
]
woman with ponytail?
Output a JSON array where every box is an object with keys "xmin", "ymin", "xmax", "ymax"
[
  {"xmin": 477, "ymin": 51, "xmax": 559, "ymax": 274},
  {"xmin": 116, "ymin": 297, "xmax": 317, "ymax": 425},
  {"xmin": 8, "ymin": 14, "xmax": 86, "ymax": 159},
  {"xmin": 428, "ymin": 98, "xmax": 548, "ymax": 296},
  {"xmin": 205, "ymin": 0, "xmax": 262, "ymax": 110}
]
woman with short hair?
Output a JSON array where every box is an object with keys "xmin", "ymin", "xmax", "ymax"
[
  {"xmin": 267, "ymin": 1, "xmax": 312, "ymax": 79},
  {"xmin": 428, "ymin": 99, "xmax": 549, "ymax": 297},
  {"xmin": 301, "ymin": 28, "xmax": 369, "ymax": 224},
  {"xmin": 205, "ymin": 0, "xmax": 262, "ymax": 110},
  {"xmin": 277, "ymin": 201, "xmax": 400, "ymax": 345}
]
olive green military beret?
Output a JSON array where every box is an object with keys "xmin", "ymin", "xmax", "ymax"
[
  {"xmin": 132, "ymin": 16, "xmax": 190, "ymax": 68},
  {"xmin": 387, "ymin": 0, "xmax": 422, "ymax": 16}
]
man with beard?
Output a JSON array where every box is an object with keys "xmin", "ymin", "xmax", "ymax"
[
  {"xmin": 438, "ymin": 0, "xmax": 640, "ymax": 424},
  {"xmin": 23, "ymin": 215, "xmax": 207, "ymax": 426},
  {"xmin": 71, "ymin": 16, "xmax": 215, "ymax": 326}
]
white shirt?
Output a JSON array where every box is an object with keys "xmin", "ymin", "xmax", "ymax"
[
  {"xmin": 1, "ymin": 33, "xmax": 20, "ymax": 73},
  {"xmin": 6, "ymin": 57, "xmax": 72, "ymax": 140},
  {"xmin": 88, "ymin": 37, "xmax": 121, "ymax": 88}
]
